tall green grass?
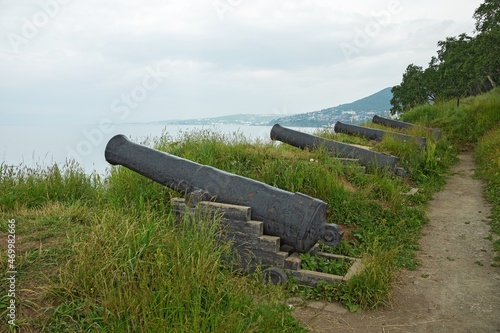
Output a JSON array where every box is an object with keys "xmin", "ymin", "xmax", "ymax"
[
  {"xmin": 402, "ymin": 87, "xmax": 500, "ymax": 144},
  {"xmin": 474, "ymin": 126, "xmax": 500, "ymax": 267},
  {"xmin": 0, "ymin": 161, "xmax": 101, "ymax": 210},
  {"xmin": 0, "ymin": 162, "xmax": 305, "ymax": 332},
  {"xmin": 49, "ymin": 208, "xmax": 298, "ymax": 332}
]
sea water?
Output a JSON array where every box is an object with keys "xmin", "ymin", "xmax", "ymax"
[{"xmin": 0, "ymin": 123, "xmax": 320, "ymax": 176}]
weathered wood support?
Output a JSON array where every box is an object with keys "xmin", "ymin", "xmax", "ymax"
[{"xmin": 171, "ymin": 198, "xmax": 363, "ymax": 287}]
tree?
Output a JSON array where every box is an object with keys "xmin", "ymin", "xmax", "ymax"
[
  {"xmin": 473, "ymin": 0, "xmax": 500, "ymax": 90},
  {"xmin": 473, "ymin": 29, "xmax": 500, "ymax": 90},
  {"xmin": 435, "ymin": 34, "xmax": 476, "ymax": 105},
  {"xmin": 391, "ymin": 0, "xmax": 499, "ymax": 113},
  {"xmin": 390, "ymin": 64, "xmax": 430, "ymax": 114},
  {"xmin": 423, "ymin": 57, "xmax": 440, "ymax": 102},
  {"xmin": 473, "ymin": 0, "xmax": 500, "ymax": 33}
]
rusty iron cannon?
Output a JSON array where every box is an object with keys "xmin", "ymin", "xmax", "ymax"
[
  {"xmin": 105, "ymin": 134, "xmax": 343, "ymax": 253},
  {"xmin": 372, "ymin": 115, "xmax": 442, "ymax": 138},
  {"xmin": 270, "ymin": 124, "xmax": 406, "ymax": 177},
  {"xmin": 334, "ymin": 121, "xmax": 427, "ymax": 149}
]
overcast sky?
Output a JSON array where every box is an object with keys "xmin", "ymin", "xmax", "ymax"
[{"xmin": 1, "ymin": 0, "xmax": 483, "ymax": 125}]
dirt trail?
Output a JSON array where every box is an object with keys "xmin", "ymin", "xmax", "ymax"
[{"xmin": 294, "ymin": 153, "xmax": 500, "ymax": 333}]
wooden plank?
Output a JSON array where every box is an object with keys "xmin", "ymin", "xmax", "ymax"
[
  {"xmin": 315, "ymin": 252, "xmax": 354, "ymax": 261},
  {"xmin": 335, "ymin": 158, "xmax": 359, "ymax": 164},
  {"xmin": 198, "ymin": 201, "xmax": 251, "ymax": 221},
  {"xmin": 172, "ymin": 198, "xmax": 365, "ymax": 287},
  {"xmin": 254, "ymin": 250, "xmax": 289, "ymax": 267},
  {"xmin": 171, "ymin": 198, "xmax": 187, "ymax": 215},
  {"xmin": 171, "ymin": 198, "xmax": 251, "ymax": 221},
  {"xmin": 228, "ymin": 233, "xmax": 280, "ymax": 253},
  {"xmin": 285, "ymin": 252, "xmax": 302, "ymax": 270},
  {"xmin": 343, "ymin": 258, "xmax": 364, "ymax": 281},
  {"xmin": 171, "ymin": 197, "xmax": 185, "ymax": 205},
  {"xmin": 220, "ymin": 219, "xmax": 263, "ymax": 237},
  {"xmin": 287, "ymin": 269, "xmax": 343, "ymax": 287},
  {"xmin": 235, "ymin": 248, "xmax": 289, "ymax": 268},
  {"xmin": 172, "ymin": 207, "xmax": 263, "ymax": 237}
]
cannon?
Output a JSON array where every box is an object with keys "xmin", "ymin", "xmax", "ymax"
[
  {"xmin": 334, "ymin": 121, "xmax": 427, "ymax": 149},
  {"xmin": 270, "ymin": 124, "xmax": 406, "ymax": 177},
  {"xmin": 372, "ymin": 115, "xmax": 442, "ymax": 138},
  {"xmin": 105, "ymin": 134, "xmax": 343, "ymax": 253}
]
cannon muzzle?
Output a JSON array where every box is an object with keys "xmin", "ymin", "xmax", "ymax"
[{"xmin": 105, "ymin": 134, "xmax": 343, "ymax": 252}]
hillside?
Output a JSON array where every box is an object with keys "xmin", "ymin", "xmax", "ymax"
[
  {"xmin": 150, "ymin": 87, "xmax": 393, "ymax": 127},
  {"xmin": 270, "ymin": 87, "xmax": 393, "ymax": 127}
]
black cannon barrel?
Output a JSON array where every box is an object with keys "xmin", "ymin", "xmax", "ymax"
[
  {"xmin": 372, "ymin": 115, "xmax": 442, "ymax": 138},
  {"xmin": 270, "ymin": 124, "xmax": 406, "ymax": 177},
  {"xmin": 334, "ymin": 121, "xmax": 427, "ymax": 149},
  {"xmin": 105, "ymin": 134, "xmax": 343, "ymax": 253}
]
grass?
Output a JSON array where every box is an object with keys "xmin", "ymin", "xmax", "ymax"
[
  {"xmin": 1, "ymin": 87, "xmax": 499, "ymax": 331},
  {"xmin": 0, "ymin": 164, "xmax": 305, "ymax": 332},
  {"xmin": 474, "ymin": 125, "xmax": 500, "ymax": 267},
  {"xmin": 401, "ymin": 87, "xmax": 500, "ymax": 145},
  {"xmin": 299, "ymin": 253, "xmax": 352, "ymax": 276}
]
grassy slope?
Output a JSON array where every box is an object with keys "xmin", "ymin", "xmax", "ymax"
[
  {"xmin": 475, "ymin": 126, "xmax": 500, "ymax": 263},
  {"xmin": 0, "ymin": 164, "xmax": 305, "ymax": 332},
  {"xmin": 0, "ymin": 88, "xmax": 498, "ymax": 331}
]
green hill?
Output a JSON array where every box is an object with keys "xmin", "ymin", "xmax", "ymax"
[{"xmin": 270, "ymin": 87, "xmax": 393, "ymax": 127}]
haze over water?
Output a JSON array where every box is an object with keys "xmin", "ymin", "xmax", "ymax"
[{"xmin": 1, "ymin": 124, "xmax": 318, "ymax": 176}]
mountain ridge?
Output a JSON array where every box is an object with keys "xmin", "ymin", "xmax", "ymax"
[
  {"xmin": 151, "ymin": 87, "xmax": 393, "ymax": 127},
  {"xmin": 269, "ymin": 87, "xmax": 393, "ymax": 127}
]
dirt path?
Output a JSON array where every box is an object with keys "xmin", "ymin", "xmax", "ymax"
[{"xmin": 294, "ymin": 153, "xmax": 500, "ymax": 333}]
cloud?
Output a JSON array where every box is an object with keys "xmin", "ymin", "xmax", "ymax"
[{"xmin": 0, "ymin": 0, "xmax": 484, "ymax": 124}]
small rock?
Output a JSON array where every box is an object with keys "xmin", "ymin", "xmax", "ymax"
[{"xmin": 286, "ymin": 297, "xmax": 305, "ymax": 309}]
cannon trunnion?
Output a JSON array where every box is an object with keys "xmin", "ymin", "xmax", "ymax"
[{"xmin": 105, "ymin": 134, "xmax": 343, "ymax": 253}]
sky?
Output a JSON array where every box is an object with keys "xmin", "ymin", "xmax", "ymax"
[{"xmin": 0, "ymin": 0, "xmax": 484, "ymax": 125}]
